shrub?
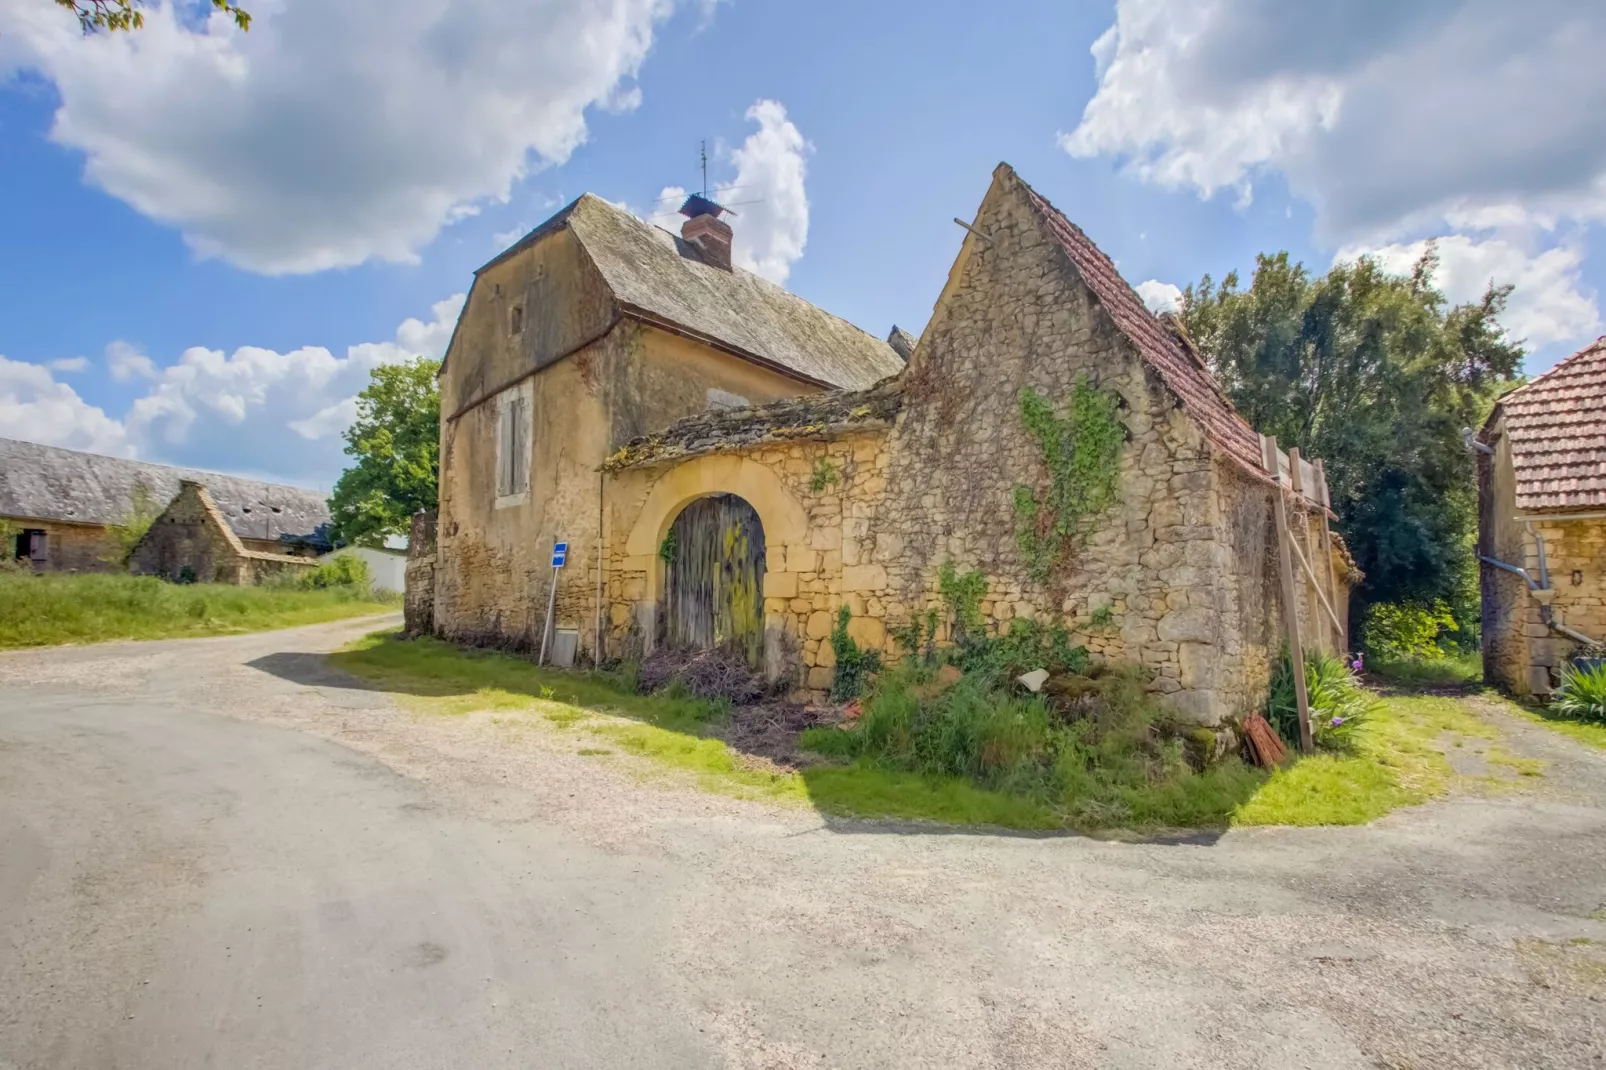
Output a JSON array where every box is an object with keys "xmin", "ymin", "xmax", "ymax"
[
  {"xmin": 1553, "ymin": 662, "xmax": 1606, "ymax": 724},
  {"xmin": 1268, "ymin": 650, "xmax": 1377, "ymax": 750},
  {"xmin": 958, "ymin": 617, "xmax": 1089, "ymax": 685},
  {"xmin": 1363, "ymin": 601, "xmax": 1458, "ymax": 661},
  {"xmin": 298, "ymin": 553, "xmax": 372, "ymax": 592}
]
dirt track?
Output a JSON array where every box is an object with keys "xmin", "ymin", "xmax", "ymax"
[{"xmin": 3, "ymin": 617, "xmax": 1605, "ymax": 1068}]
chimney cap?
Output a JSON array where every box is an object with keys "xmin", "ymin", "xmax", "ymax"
[{"xmin": 679, "ymin": 193, "xmax": 728, "ymax": 220}]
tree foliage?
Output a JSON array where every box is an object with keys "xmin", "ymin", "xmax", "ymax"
[
  {"xmin": 54, "ymin": 0, "xmax": 250, "ymax": 33},
  {"xmin": 1181, "ymin": 245, "xmax": 1523, "ymax": 631},
  {"xmin": 329, "ymin": 357, "xmax": 441, "ymax": 547}
]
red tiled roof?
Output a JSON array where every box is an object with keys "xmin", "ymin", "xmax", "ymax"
[
  {"xmin": 1492, "ymin": 336, "xmax": 1606, "ymax": 512},
  {"xmin": 1019, "ymin": 181, "xmax": 1267, "ymax": 477}
]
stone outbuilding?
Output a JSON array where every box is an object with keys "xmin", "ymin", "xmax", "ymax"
[
  {"xmin": 422, "ymin": 163, "xmax": 1360, "ymax": 724},
  {"xmin": 130, "ymin": 480, "xmax": 321, "ymax": 585},
  {"xmin": 1477, "ymin": 336, "xmax": 1606, "ymax": 695},
  {"xmin": 1, "ymin": 437, "xmax": 330, "ymax": 573}
]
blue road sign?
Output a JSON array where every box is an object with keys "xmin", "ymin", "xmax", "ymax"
[{"xmin": 551, "ymin": 541, "xmax": 568, "ymax": 568}]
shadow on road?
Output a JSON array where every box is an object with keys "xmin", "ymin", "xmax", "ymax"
[{"xmin": 245, "ymin": 636, "xmax": 1231, "ymax": 846}]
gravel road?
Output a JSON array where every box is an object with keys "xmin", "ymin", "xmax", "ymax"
[{"xmin": 3, "ymin": 617, "xmax": 1604, "ymax": 1069}]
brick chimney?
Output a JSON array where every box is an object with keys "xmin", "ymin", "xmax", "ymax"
[
  {"xmin": 678, "ymin": 194, "xmax": 733, "ymax": 272},
  {"xmin": 682, "ymin": 213, "xmax": 733, "ymax": 272}
]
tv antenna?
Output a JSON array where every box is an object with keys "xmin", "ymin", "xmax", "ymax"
[{"xmin": 699, "ymin": 140, "xmax": 708, "ymax": 198}]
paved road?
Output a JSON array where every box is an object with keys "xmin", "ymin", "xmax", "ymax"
[{"xmin": 3, "ymin": 619, "xmax": 1605, "ymax": 1069}]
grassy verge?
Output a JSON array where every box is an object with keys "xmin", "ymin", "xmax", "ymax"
[
  {"xmin": 1366, "ymin": 652, "xmax": 1483, "ymax": 690},
  {"xmin": 0, "ymin": 572, "xmax": 398, "ymax": 649},
  {"xmin": 1234, "ymin": 694, "xmax": 1504, "ymax": 825},
  {"xmin": 1477, "ymin": 691, "xmax": 1606, "ymax": 752},
  {"xmin": 337, "ymin": 635, "xmax": 1528, "ymax": 833}
]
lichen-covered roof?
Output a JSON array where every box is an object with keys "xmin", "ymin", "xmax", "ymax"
[
  {"xmin": 603, "ymin": 381, "xmax": 903, "ymax": 471},
  {"xmin": 886, "ymin": 326, "xmax": 918, "ymax": 361},
  {"xmin": 0, "ymin": 437, "xmax": 330, "ymax": 543},
  {"xmin": 1490, "ymin": 336, "xmax": 1606, "ymax": 511},
  {"xmin": 1018, "ymin": 177, "xmax": 1267, "ymax": 477},
  {"xmin": 482, "ymin": 195, "xmax": 905, "ymax": 391}
]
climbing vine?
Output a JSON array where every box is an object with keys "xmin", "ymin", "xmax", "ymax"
[
  {"xmin": 1011, "ymin": 375, "xmax": 1126, "ymax": 582},
  {"xmin": 830, "ymin": 605, "xmax": 881, "ymax": 700},
  {"xmin": 658, "ymin": 528, "xmax": 678, "ymax": 564},
  {"xmin": 937, "ymin": 558, "xmax": 987, "ymax": 645}
]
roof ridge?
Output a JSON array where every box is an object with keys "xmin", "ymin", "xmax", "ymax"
[{"xmin": 1501, "ymin": 335, "xmax": 1606, "ymax": 402}]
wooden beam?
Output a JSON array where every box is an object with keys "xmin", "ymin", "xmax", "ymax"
[
  {"xmin": 1263, "ymin": 434, "xmax": 1314, "ymax": 754},
  {"xmin": 1289, "ymin": 447, "xmax": 1317, "ymax": 652},
  {"xmin": 1315, "ymin": 458, "xmax": 1344, "ymax": 651}
]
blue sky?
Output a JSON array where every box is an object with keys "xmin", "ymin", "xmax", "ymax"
[{"xmin": 2, "ymin": 0, "xmax": 1602, "ymax": 487}]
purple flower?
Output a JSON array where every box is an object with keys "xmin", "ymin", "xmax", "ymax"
[
  {"xmin": 1330, "ymin": 716, "xmax": 1346, "ymax": 727},
  {"xmin": 1350, "ymin": 657, "xmax": 1363, "ymax": 671}
]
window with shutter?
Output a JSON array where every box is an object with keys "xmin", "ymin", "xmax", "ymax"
[{"xmin": 495, "ymin": 389, "xmax": 532, "ymax": 502}]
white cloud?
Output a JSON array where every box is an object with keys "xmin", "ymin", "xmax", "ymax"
[
  {"xmin": 718, "ymin": 100, "xmax": 811, "ymax": 285},
  {"xmin": 0, "ymin": 355, "xmax": 132, "ymax": 455},
  {"xmin": 1136, "ymin": 279, "xmax": 1182, "ymax": 314},
  {"xmin": 1339, "ymin": 236, "xmax": 1602, "ymax": 349},
  {"xmin": 106, "ymin": 340, "xmax": 157, "ymax": 382},
  {"xmin": 2, "ymin": 0, "xmax": 690, "ymax": 274},
  {"xmin": 0, "ymin": 293, "xmax": 465, "ymax": 484},
  {"xmin": 1064, "ymin": 0, "xmax": 1606, "ymax": 246},
  {"xmin": 47, "ymin": 356, "xmax": 88, "ymax": 373}
]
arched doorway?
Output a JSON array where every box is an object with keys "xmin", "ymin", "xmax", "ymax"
[{"xmin": 661, "ymin": 494, "xmax": 767, "ymax": 667}]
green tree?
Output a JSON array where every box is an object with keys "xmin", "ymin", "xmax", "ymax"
[
  {"xmin": 329, "ymin": 357, "xmax": 441, "ymax": 547},
  {"xmin": 54, "ymin": 0, "xmax": 250, "ymax": 33},
  {"xmin": 1180, "ymin": 244, "xmax": 1524, "ymax": 633}
]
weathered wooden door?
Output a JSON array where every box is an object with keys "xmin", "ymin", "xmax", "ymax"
[{"xmin": 662, "ymin": 494, "xmax": 767, "ymax": 666}]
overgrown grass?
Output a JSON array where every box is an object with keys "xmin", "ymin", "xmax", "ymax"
[
  {"xmin": 1367, "ymin": 652, "xmax": 1483, "ymax": 690},
  {"xmin": 0, "ymin": 572, "xmax": 398, "ymax": 649},
  {"xmin": 335, "ymin": 634, "xmax": 1522, "ymax": 833}
]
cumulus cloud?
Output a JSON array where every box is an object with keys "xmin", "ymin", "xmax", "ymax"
[
  {"xmin": 1136, "ymin": 280, "xmax": 1182, "ymax": 314},
  {"xmin": 1339, "ymin": 236, "xmax": 1602, "ymax": 349},
  {"xmin": 2, "ymin": 0, "xmax": 688, "ymax": 274},
  {"xmin": 0, "ymin": 355, "xmax": 132, "ymax": 455},
  {"xmin": 718, "ymin": 100, "xmax": 811, "ymax": 285},
  {"xmin": 47, "ymin": 356, "xmax": 88, "ymax": 373},
  {"xmin": 0, "ymin": 293, "xmax": 465, "ymax": 484},
  {"xmin": 1063, "ymin": 0, "xmax": 1606, "ymax": 245}
]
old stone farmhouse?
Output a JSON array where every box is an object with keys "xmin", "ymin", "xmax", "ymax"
[
  {"xmin": 1, "ymin": 437, "xmax": 329, "ymax": 581},
  {"xmin": 1478, "ymin": 337, "xmax": 1606, "ymax": 695},
  {"xmin": 420, "ymin": 164, "xmax": 1359, "ymax": 723}
]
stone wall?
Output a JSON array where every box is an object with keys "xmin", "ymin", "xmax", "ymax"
[
  {"xmin": 1488, "ymin": 515, "xmax": 1606, "ymax": 695},
  {"xmin": 598, "ymin": 169, "xmax": 1345, "ymax": 721},
  {"xmin": 3, "ymin": 518, "xmax": 112, "ymax": 573}
]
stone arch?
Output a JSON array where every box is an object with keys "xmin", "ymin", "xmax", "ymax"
[
  {"xmin": 624, "ymin": 454, "xmax": 809, "ymax": 600},
  {"xmin": 622, "ymin": 455, "xmax": 810, "ymax": 678}
]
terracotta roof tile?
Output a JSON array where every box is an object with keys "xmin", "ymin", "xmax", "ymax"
[
  {"xmin": 1018, "ymin": 182, "xmax": 1266, "ymax": 477},
  {"xmin": 1494, "ymin": 336, "xmax": 1606, "ymax": 511}
]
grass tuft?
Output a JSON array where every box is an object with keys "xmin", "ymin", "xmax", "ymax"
[{"xmin": 0, "ymin": 572, "xmax": 396, "ymax": 649}]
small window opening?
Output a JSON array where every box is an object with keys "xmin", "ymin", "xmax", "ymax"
[{"xmin": 510, "ymin": 305, "xmax": 524, "ymax": 335}]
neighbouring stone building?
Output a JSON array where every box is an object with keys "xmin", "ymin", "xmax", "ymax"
[
  {"xmin": 1, "ymin": 437, "xmax": 329, "ymax": 578},
  {"xmin": 131, "ymin": 480, "xmax": 322, "ymax": 585},
  {"xmin": 1478, "ymin": 336, "xmax": 1606, "ymax": 696},
  {"xmin": 420, "ymin": 164, "xmax": 1359, "ymax": 724}
]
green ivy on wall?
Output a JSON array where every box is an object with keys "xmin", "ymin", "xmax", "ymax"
[{"xmin": 1012, "ymin": 375, "xmax": 1125, "ymax": 582}]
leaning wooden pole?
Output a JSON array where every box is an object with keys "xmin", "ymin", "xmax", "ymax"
[
  {"xmin": 1264, "ymin": 434, "xmax": 1314, "ymax": 754},
  {"xmin": 1315, "ymin": 458, "xmax": 1343, "ymax": 651}
]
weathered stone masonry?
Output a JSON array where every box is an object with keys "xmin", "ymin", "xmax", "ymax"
[{"xmin": 600, "ymin": 165, "xmax": 1358, "ymax": 722}]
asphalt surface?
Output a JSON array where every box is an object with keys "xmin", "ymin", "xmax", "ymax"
[{"xmin": 3, "ymin": 617, "xmax": 1605, "ymax": 1069}]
